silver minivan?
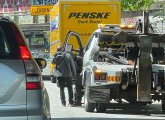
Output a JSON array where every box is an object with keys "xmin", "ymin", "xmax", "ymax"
[{"xmin": 0, "ymin": 18, "xmax": 51, "ymax": 120}]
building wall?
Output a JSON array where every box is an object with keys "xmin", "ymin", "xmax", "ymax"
[{"xmin": 0, "ymin": 0, "xmax": 30, "ymax": 13}]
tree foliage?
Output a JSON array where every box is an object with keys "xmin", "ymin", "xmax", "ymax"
[{"xmin": 121, "ymin": 0, "xmax": 155, "ymax": 11}]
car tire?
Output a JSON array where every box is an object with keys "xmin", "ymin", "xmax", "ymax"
[
  {"xmin": 96, "ymin": 103, "xmax": 107, "ymax": 113},
  {"xmin": 50, "ymin": 75, "xmax": 56, "ymax": 83},
  {"xmin": 84, "ymin": 85, "xmax": 95, "ymax": 112},
  {"xmin": 161, "ymin": 98, "xmax": 165, "ymax": 113}
]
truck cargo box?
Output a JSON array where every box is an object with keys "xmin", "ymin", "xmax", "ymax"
[{"xmin": 50, "ymin": 0, "xmax": 121, "ymax": 57}]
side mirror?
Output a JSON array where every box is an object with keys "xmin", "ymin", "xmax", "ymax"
[
  {"xmin": 35, "ymin": 58, "xmax": 47, "ymax": 70},
  {"xmin": 91, "ymin": 46, "xmax": 100, "ymax": 55},
  {"xmin": 94, "ymin": 46, "xmax": 100, "ymax": 52}
]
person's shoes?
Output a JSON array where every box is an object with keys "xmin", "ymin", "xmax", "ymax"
[
  {"xmin": 68, "ymin": 103, "xmax": 75, "ymax": 107},
  {"xmin": 62, "ymin": 103, "xmax": 66, "ymax": 106},
  {"xmin": 61, "ymin": 101, "xmax": 66, "ymax": 107},
  {"xmin": 74, "ymin": 102, "xmax": 82, "ymax": 106}
]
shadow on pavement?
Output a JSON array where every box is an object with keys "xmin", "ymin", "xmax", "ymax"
[
  {"xmin": 52, "ymin": 118, "xmax": 108, "ymax": 120},
  {"xmin": 105, "ymin": 103, "xmax": 164, "ymax": 116},
  {"xmin": 51, "ymin": 104, "xmax": 165, "ymax": 120},
  {"xmin": 51, "ymin": 118, "xmax": 164, "ymax": 120}
]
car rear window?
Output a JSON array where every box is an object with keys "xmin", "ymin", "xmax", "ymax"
[{"xmin": 0, "ymin": 21, "xmax": 20, "ymax": 59}]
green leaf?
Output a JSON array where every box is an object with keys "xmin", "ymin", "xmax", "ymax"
[{"xmin": 121, "ymin": 0, "xmax": 155, "ymax": 11}]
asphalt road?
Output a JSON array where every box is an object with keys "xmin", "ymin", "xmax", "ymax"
[{"xmin": 44, "ymin": 80, "xmax": 165, "ymax": 120}]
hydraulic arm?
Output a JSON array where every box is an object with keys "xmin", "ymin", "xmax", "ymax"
[{"xmin": 112, "ymin": 11, "xmax": 165, "ymax": 102}]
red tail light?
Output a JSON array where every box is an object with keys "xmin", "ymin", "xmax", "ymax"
[
  {"xmin": 26, "ymin": 82, "xmax": 41, "ymax": 90},
  {"xmin": 19, "ymin": 46, "xmax": 31, "ymax": 59},
  {"xmin": 24, "ymin": 60, "xmax": 42, "ymax": 90},
  {"xmin": 11, "ymin": 23, "xmax": 42, "ymax": 90},
  {"xmin": 12, "ymin": 23, "xmax": 31, "ymax": 60}
]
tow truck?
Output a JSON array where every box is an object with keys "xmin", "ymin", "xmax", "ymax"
[{"xmin": 61, "ymin": 11, "xmax": 165, "ymax": 113}]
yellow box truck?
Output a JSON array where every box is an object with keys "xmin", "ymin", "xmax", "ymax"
[{"xmin": 50, "ymin": 0, "xmax": 121, "ymax": 82}]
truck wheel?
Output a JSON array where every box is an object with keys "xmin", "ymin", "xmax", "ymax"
[
  {"xmin": 84, "ymin": 86, "xmax": 95, "ymax": 112},
  {"xmin": 50, "ymin": 75, "xmax": 56, "ymax": 83},
  {"xmin": 96, "ymin": 103, "xmax": 107, "ymax": 113},
  {"xmin": 82, "ymin": 72, "xmax": 87, "ymax": 88},
  {"xmin": 161, "ymin": 99, "xmax": 165, "ymax": 113}
]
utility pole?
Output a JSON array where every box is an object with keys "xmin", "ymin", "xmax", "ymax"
[{"xmin": 143, "ymin": 10, "xmax": 149, "ymax": 34}]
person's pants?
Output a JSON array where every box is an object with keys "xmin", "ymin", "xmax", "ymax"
[
  {"xmin": 58, "ymin": 77, "xmax": 73, "ymax": 105},
  {"xmin": 74, "ymin": 74, "xmax": 83, "ymax": 105}
]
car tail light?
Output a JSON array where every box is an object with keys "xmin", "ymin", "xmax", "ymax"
[
  {"xmin": 12, "ymin": 23, "xmax": 42, "ymax": 90},
  {"xmin": 19, "ymin": 46, "xmax": 31, "ymax": 59},
  {"xmin": 12, "ymin": 23, "xmax": 31, "ymax": 60},
  {"xmin": 94, "ymin": 69, "xmax": 107, "ymax": 81},
  {"xmin": 26, "ymin": 82, "xmax": 41, "ymax": 90},
  {"xmin": 24, "ymin": 60, "xmax": 42, "ymax": 90}
]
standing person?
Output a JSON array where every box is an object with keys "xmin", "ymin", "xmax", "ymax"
[
  {"xmin": 135, "ymin": 19, "xmax": 142, "ymax": 33},
  {"xmin": 73, "ymin": 57, "xmax": 84, "ymax": 106},
  {"xmin": 52, "ymin": 46, "xmax": 77, "ymax": 107},
  {"xmin": 74, "ymin": 74, "xmax": 84, "ymax": 106}
]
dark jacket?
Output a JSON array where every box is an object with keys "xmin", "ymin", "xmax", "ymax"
[
  {"xmin": 53, "ymin": 52, "xmax": 76, "ymax": 77},
  {"xmin": 52, "ymin": 51, "xmax": 65, "ymax": 66}
]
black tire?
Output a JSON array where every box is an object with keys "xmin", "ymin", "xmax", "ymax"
[
  {"xmin": 96, "ymin": 103, "xmax": 107, "ymax": 113},
  {"xmin": 50, "ymin": 75, "xmax": 56, "ymax": 83},
  {"xmin": 84, "ymin": 86, "xmax": 95, "ymax": 112},
  {"xmin": 161, "ymin": 99, "xmax": 165, "ymax": 113},
  {"xmin": 82, "ymin": 72, "xmax": 87, "ymax": 88}
]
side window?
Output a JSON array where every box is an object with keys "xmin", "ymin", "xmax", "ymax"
[
  {"xmin": 0, "ymin": 27, "xmax": 10, "ymax": 56},
  {"xmin": 0, "ymin": 21, "xmax": 20, "ymax": 59}
]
